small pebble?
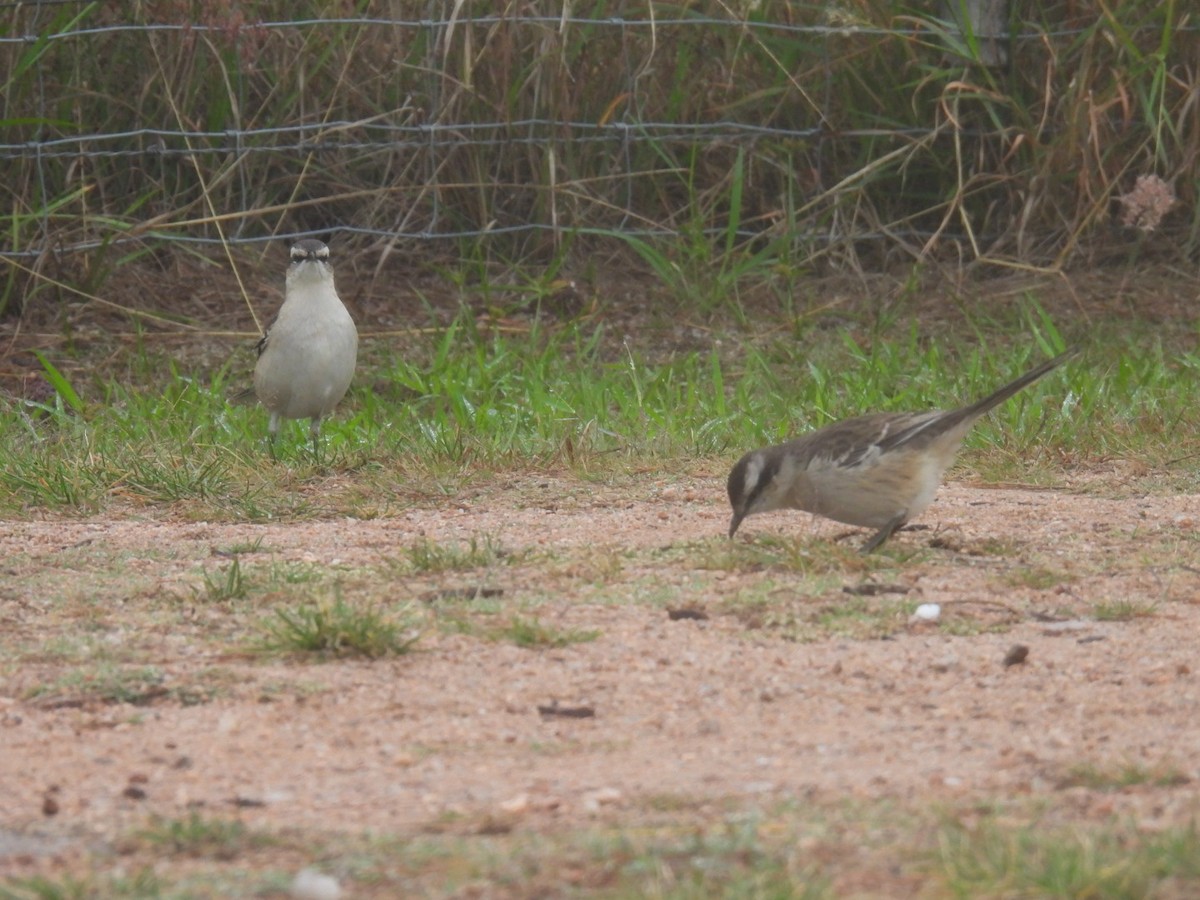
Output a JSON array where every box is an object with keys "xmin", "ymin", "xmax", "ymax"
[
  {"xmin": 582, "ymin": 786, "xmax": 622, "ymax": 812},
  {"xmin": 1041, "ymin": 620, "xmax": 1090, "ymax": 634},
  {"xmin": 1003, "ymin": 644, "xmax": 1030, "ymax": 667},
  {"xmin": 291, "ymin": 869, "xmax": 342, "ymax": 900},
  {"xmin": 499, "ymin": 793, "xmax": 530, "ymax": 814}
]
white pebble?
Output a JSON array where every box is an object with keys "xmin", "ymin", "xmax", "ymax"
[
  {"xmin": 291, "ymin": 868, "xmax": 342, "ymax": 900},
  {"xmin": 913, "ymin": 603, "xmax": 941, "ymax": 622}
]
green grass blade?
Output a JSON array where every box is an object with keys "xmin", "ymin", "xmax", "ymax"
[{"xmin": 33, "ymin": 351, "xmax": 85, "ymax": 414}]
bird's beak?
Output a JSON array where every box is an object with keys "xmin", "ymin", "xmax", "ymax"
[{"xmin": 728, "ymin": 512, "xmax": 743, "ymax": 539}]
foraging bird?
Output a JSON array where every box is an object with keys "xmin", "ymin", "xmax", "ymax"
[
  {"xmin": 726, "ymin": 349, "xmax": 1076, "ymax": 552},
  {"xmin": 253, "ymin": 239, "xmax": 358, "ymax": 450}
]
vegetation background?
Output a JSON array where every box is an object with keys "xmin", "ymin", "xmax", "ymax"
[{"xmin": 2, "ymin": 0, "xmax": 1196, "ymax": 318}]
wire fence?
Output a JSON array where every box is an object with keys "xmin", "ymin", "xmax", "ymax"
[{"xmin": 2, "ymin": 2, "xmax": 1197, "ymax": 268}]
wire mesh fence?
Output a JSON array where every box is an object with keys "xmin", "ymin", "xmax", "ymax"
[{"xmin": 1, "ymin": 1, "xmax": 1196, "ymax": 283}]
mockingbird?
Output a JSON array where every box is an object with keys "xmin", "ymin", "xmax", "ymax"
[
  {"xmin": 726, "ymin": 348, "xmax": 1076, "ymax": 552},
  {"xmin": 253, "ymin": 239, "xmax": 358, "ymax": 450}
]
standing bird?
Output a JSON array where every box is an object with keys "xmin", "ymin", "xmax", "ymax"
[
  {"xmin": 726, "ymin": 348, "xmax": 1076, "ymax": 552},
  {"xmin": 253, "ymin": 239, "xmax": 358, "ymax": 451}
]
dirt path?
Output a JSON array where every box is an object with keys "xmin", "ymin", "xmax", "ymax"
[{"xmin": 2, "ymin": 477, "xmax": 1199, "ymax": 883}]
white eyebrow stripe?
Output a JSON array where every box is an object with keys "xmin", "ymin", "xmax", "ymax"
[{"xmin": 743, "ymin": 454, "xmax": 764, "ymax": 496}]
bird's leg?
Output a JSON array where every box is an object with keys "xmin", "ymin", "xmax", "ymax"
[
  {"xmin": 267, "ymin": 413, "xmax": 281, "ymax": 461},
  {"xmin": 860, "ymin": 512, "xmax": 907, "ymax": 554},
  {"xmin": 309, "ymin": 417, "xmax": 323, "ymax": 461}
]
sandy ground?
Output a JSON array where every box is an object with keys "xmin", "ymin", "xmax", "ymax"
[{"xmin": 1, "ymin": 476, "xmax": 1199, "ymax": 885}]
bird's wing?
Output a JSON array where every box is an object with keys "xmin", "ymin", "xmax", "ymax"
[
  {"xmin": 787, "ymin": 411, "xmax": 942, "ymax": 470},
  {"xmin": 253, "ymin": 319, "xmax": 274, "ymax": 357}
]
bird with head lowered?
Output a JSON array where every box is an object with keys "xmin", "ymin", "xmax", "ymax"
[{"xmin": 726, "ymin": 348, "xmax": 1077, "ymax": 553}]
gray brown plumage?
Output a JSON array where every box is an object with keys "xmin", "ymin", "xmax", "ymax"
[{"xmin": 726, "ymin": 348, "xmax": 1076, "ymax": 552}]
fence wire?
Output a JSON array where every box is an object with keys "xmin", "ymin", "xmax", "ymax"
[{"xmin": 2, "ymin": 3, "xmax": 1196, "ymax": 261}]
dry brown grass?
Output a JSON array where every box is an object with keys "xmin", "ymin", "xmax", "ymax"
[{"xmin": 2, "ymin": 2, "xmax": 1197, "ymax": 318}]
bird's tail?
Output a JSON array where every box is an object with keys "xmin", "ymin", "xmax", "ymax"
[{"xmin": 942, "ymin": 346, "xmax": 1078, "ymax": 432}]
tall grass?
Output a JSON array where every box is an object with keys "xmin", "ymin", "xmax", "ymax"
[
  {"xmin": 1, "ymin": 1, "xmax": 1196, "ymax": 316},
  {"xmin": 2, "ymin": 307, "xmax": 1195, "ymax": 517}
]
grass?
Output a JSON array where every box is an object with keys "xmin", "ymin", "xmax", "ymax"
[
  {"xmin": 1004, "ymin": 566, "xmax": 1077, "ymax": 591},
  {"xmin": 6, "ymin": 802, "xmax": 1200, "ymax": 898},
  {"xmin": 936, "ymin": 815, "xmax": 1200, "ymax": 898},
  {"xmin": 431, "ymin": 608, "xmax": 604, "ymax": 649},
  {"xmin": 399, "ymin": 534, "xmax": 513, "ymax": 574},
  {"xmin": 491, "ymin": 615, "xmax": 601, "ymax": 649},
  {"xmin": 134, "ymin": 813, "xmax": 262, "ymax": 860},
  {"xmin": 0, "ymin": 870, "xmax": 162, "ymax": 900},
  {"xmin": 1093, "ymin": 599, "xmax": 1160, "ymax": 621},
  {"xmin": 732, "ymin": 592, "xmax": 914, "ymax": 643},
  {"xmin": 8, "ymin": 302, "xmax": 1197, "ymax": 520},
  {"xmin": 23, "ymin": 664, "xmax": 166, "ymax": 705},
  {"xmin": 184, "ymin": 557, "xmax": 346, "ymax": 609},
  {"xmin": 257, "ymin": 591, "xmax": 421, "ymax": 658},
  {"xmin": 704, "ymin": 534, "xmax": 879, "ymax": 575},
  {"xmin": 1058, "ymin": 761, "xmax": 1191, "ymax": 791},
  {"xmin": 214, "ymin": 535, "xmax": 269, "ymax": 555},
  {"xmin": 19, "ymin": 663, "xmax": 233, "ymax": 707},
  {"xmin": 195, "ymin": 557, "xmax": 248, "ymax": 602}
]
